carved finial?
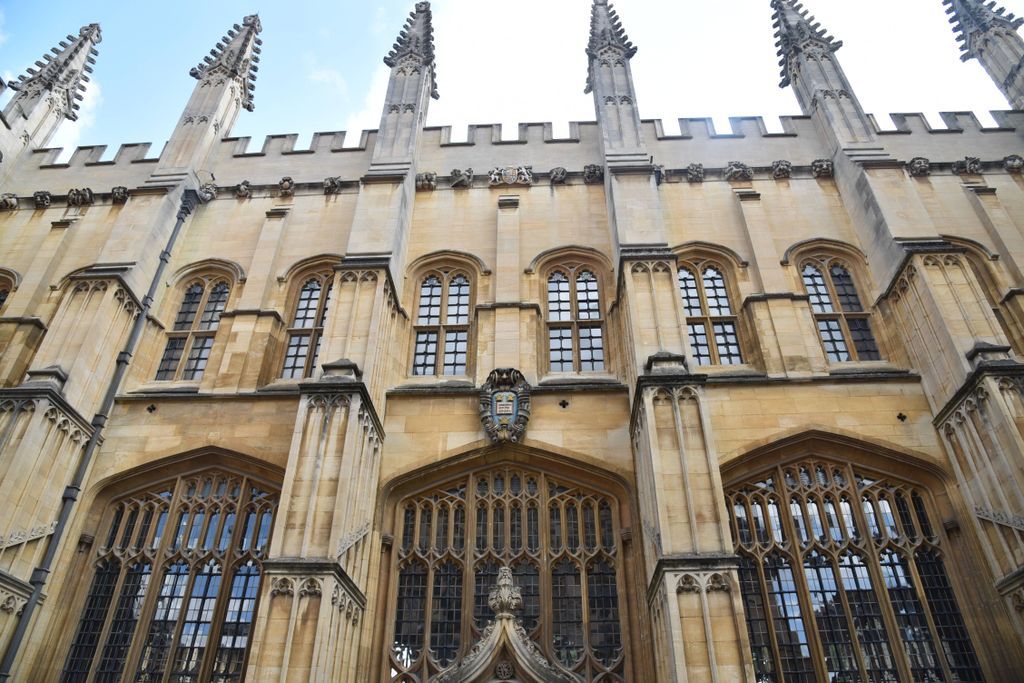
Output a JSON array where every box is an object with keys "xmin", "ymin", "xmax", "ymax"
[
  {"xmin": 8, "ymin": 23, "xmax": 102, "ymax": 122},
  {"xmin": 488, "ymin": 567, "xmax": 522, "ymax": 617},
  {"xmin": 945, "ymin": 0, "xmax": 1024, "ymax": 59},
  {"xmin": 772, "ymin": 0, "xmax": 843, "ymax": 88},
  {"xmin": 585, "ymin": 0, "xmax": 637, "ymax": 93},
  {"xmin": 384, "ymin": 1, "xmax": 438, "ymax": 99},
  {"xmin": 190, "ymin": 14, "xmax": 263, "ymax": 112}
]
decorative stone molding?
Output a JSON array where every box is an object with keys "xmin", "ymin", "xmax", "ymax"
[
  {"xmin": 489, "ymin": 567, "xmax": 522, "ymax": 615},
  {"xmin": 549, "ymin": 167, "xmax": 568, "ymax": 185},
  {"xmin": 278, "ymin": 176, "xmax": 295, "ymax": 197},
  {"xmin": 299, "ymin": 577, "xmax": 323, "ymax": 597},
  {"xmin": 811, "ymin": 159, "xmax": 834, "ymax": 178},
  {"xmin": 111, "ymin": 186, "xmax": 129, "ymax": 204},
  {"xmin": 479, "ymin": 368, "xmax": 531, "ymax": 443},
  {"xmin": 675, "ymin": 571, "xmax": 731, "ymax": 594},
  {"xmin": 1004, "ymin": 154, "xmax": 1024, "ymax": 173},
  {"xmin": 724, "ymin": 161, "xmax": 753, "ymax": 181},
  {"xmin": 0, "ymin": 522, "xmax": 57, "ymax": 550},
  {"xmin": 66, "ymin": 187, "xmax": 94, "ymax": 206},
  {"xmin": 196, "ymin": 183, "xmax": 217, "ymax": 203},
  {"xmin": 1012, "ymin": 588, "xmax": 1024, "ymax": 612},
  {"xmin": 33, "ymin": 191, "xmax": 52, "ymax": 209},
  {"xmin": 0, "ymin": 589, "xmax": 26, "ymax": 616},
  {"xmin": 323, "ymin": 176, "xmax": 343, "ymax": 195},
  {"xmin": 336, "ymin": 521, "xmax": 370, "ymax": 558},
  {"xmin": 270, "ymin": 577, "xmax": 294, "ymax": 597},
  {"xmin": 952, "ymin": 156, "xmax": 983, "ymax": 175},
  {"xmin": 306, "ymin": 393, "xmax": 351, "ymax": 410},
  {"xmin": 771, "ymin": 159, "xmax": 793, "ymax": 179},
  {"xmin": 686, "ymin": 163, "xmax": 705, "ymax": 183},
  {"xmin": 907, "ymin": 157, "xmax": 931, "ymax": 177},
  {"xmin": 234, "ymin": 180, "xmax": 252, "ymax": 199},
  {"xmin": 450, "ymin": 168, "xmax": 474, "ymax": 189},
  {"xmin": 583, "ymin": 164, "xmax": 604, "ymax": 184},
  {"xmin": 488, "ymin": 166, "xmax": 533, "ymax": 186},
  {"xmin": 0, "ymin": 194, "xmax": 17, "ymax": 210},
  {"xmin": 416, "ymin": 172, "xmax": 438, "ymax": 191}
]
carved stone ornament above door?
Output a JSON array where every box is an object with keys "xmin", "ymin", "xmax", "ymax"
[{"xmin": 479, "ymin": 369, "xmax": 532, "ymax": 443}]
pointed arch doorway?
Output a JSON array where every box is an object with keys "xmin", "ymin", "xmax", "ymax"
[{"xmin": 375, "ymin": 446, "xmax": 640, "ymax": 682}]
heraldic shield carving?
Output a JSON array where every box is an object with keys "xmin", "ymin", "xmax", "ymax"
[{"xmin": 480, "ymin": 368, "xmax": 531, "ymax": 443}]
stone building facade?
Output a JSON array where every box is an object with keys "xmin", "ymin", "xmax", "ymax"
[{"xmin": 1, "ymin": 0, "xmax": 1024, "ymax": 680}]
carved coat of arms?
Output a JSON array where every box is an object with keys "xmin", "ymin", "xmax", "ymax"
[{"xmin": 480, "ymin": 368, "xmax": 531, "ymax": 443}]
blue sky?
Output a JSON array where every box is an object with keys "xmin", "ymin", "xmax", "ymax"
[{"xmin": 0, "ymin": 0, "xmax": 1019, "ymax": 157}]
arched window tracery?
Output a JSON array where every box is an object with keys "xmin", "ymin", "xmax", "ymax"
[
  {"xmin": 61, "ymin": 470, "xmax": 278, "ymax": 682},
  {"xmin": 388, "ymin": 465, "xmax": 627, "ymax": 681},
  {"xmin": 156, "ymin": 278, "xmax": 231, "ymax": 381},
  {"xmin": 546, "ymin": 265, "xmax": 606, "ymax": 373},
  {"xmin": 800, "ymin": 257, "xmax": 881, "ymax": 363},
  {"xmin": 727, "ymin": 458, "xmax": 983, "ymax": 682},
  {"xmin": 677, "ymin": 259, "xmax": 743, "ymax": 366},
  {"xmin": 412, "ymin": 270, "xmax": 472, "ymax": 376},
  {"xmin": 281, "ymin": 273, "xmax": 333, "ymax": 379}
]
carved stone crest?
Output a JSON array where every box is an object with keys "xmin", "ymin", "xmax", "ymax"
[
  {"xmin": 583, "ymin": 164, "xmax": 604, "ymax": 184},
  {"xmin": 907, "ymin": 157, "xmax": 931, "ymax": 177},
  {"xmin": 811, "ymin": 158, "xmax": 834, "ymax": 178},
  {"xmin": 489, "ymin": 166, "xmax": 533, "ymax": 186},
  {"xmin": 323, "ymin": 176, "xmax": 343, "ymax": 195},
  {"xmin": 33, "ymin": 191, "xmax": 51, "ymax": 209},
  {"xmin": 66, "ymin": 188, "xmax": 94, "ymax": 206},
  {"xmin": 1004, "ymin": 154, "xmax": 1024, "ymax": 173},
  {"xmin": 952, "ymin": 156, "xmax": 982, "ymax": 176},
  {"xmin": 549, "ymin": 167, "xmax": 568, "ymax": 185},
  {"xmin": 416, "ymin": 172, "xmax": 438, "ymax": 191},
  {"xmin": 0, "ymin": 194, "xmax": 18, "ymax": 210},
  {"xmin": 771, "ymin": 160, "xmax": 792, "ymax": 180},
  {"xmin": 450, "ymin": 168, "xmax": 474, "ymax": 189},
  {"xmin": 279, "ymin": 176, "xmax": 295, "ymax": 197},
  {"xmin": 111, "ymin": 186, "xmax": 129, "ymax": 204},
  {"xmin": 724, "ymin": 161, "xmax": 753, "ymax": 181},
  {"xmin": 686, "ymin": 163, "xmax": 705, "ymax": 183},
  {"xmin": 480, "ymin": 368, "xmax": 531, "ymax": 443}
]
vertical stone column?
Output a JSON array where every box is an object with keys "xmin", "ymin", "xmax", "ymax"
[
  {"xmin": 632, "ymin": 383, "xmax": 755, "ymax": 682},
  {"xmin": 492, "ymin": 195, "xmax": 526, "ymax": 372}
]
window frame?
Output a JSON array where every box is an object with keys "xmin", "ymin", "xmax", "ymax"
[
  {"xmin": 676, "ymin": 258, "xmax": 745, "ymax": 367},
  {"xmin": 800, "ymin": 256, "xmax": 882, "ymax": 363},
  {"xmin": 410, "ymin": 269, "xmax": 474, "ymax": 378},
  {"xmin": 544, "ymin": 264, "xmax": 607, "ymax": 375},
  {"xmin": 280, "ymin": 272, "xmax": 334, "ymax": 380},
  {"xmin": 155, "ymin": 276, "xmax": 232, "ymax": 382}
]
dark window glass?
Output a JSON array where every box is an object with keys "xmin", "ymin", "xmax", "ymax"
[
  {"xmin": 446, "ymin": 276, "xmax": 470, "ymax": 325},
  {"xmin": 412, "ymin": 273, "xmax": 472, "ymax": 376},
  {"xmin": 281, "ymin": 334, "xmax": 310, "ymax": 379},
  {"xmin": 182, "ymin": 336, "xmax": 215, "ymax": 381},
  {"xmin": 679, "ymin": 261, "xmax": 743, "ymax": 365},
  {"xmin": 199, "ymin": 283, "xmax": 229, "ymax": 330},
  {"xmin": 282, "ymin": 277, "xmax": 331, "ymax": 379},
  {"xmin": 156, "ymin": 338, "xmax": 187, "ymax": 380},
  {"xmin": 802, "ymin": 265, "xmax": 834, "ymax": 313},
  {"xmin": 688, "ymin": 323, "xmax": 711, "ymax": 366},
  {"xmin": 174, "ymin": 284, "xmax": 205, "ymax": 331},
  {"xmin": 831, "ymin": 265, "xmax": 864, "ymax": 312},
  {"xmin": 817, "ymin": 319, "xmax": 851, "ymax": 362},
  {"xmin": 159, "ymin": 280, "xmax": 231, "ymax": 380},
  {"xmin": 914, "ymin": 549, "xmax": 985, "ymax": 682},
  {"xmin": 803, "ymin": 261, "xmax": 882, "ymax": 362},
  {"xmin": 703, "ymin": 267, "xmax": 732, "ymax": 316},
  {"xmin": 587, "ymin": 558, "xmax": 622, "ymax": 667},
  {"xmin": 848, "ymin": 318, "xmax": 881, "ymax": 360},
  {"xmin": 549, "ymin": 328, "xmax": 575, "ymax": 372},
  {"xmin": 292, "ymin": 280, "xmax": 322, "ymax": 328},
  {"xmin": 678, "ymin": 268, "xmax": 702, "ymax": 317},
  {"xmin": 429, "ymin": 561, "xmax": 463, "ymax": 666},
  {"xmin": 552, "ymin": 558, "xmax": 584, "ymax": 668},
  {"xmin": 393, "ymin": 562, "xmax": 428, "ymax": 668},
  {"xmin": 413, "ymin": 331, "xmax": 439, "ymax": 376},
  {"xmin": 62, "ymin": 560, "xmax": 120, "ymax": 680},
  {"xmin": 547, "ymin": 267, "xmax": 605, "ymax": 372},
  {"xmin": 548, "ymin": 272, "xmax": 572, "ymax": 322}
]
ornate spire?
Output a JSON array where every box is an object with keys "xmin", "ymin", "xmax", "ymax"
[
  {"xmin": 945, "ymin": 0, "xmax": 1024, "ymax": 60},
  {"xmin": 585, "ymin": 0, "xmax": 637, "ymax": 94},
  {"xmin": 772, "ymin": 0, "xmax": 842, "ymax": 88},
  {"xmin": 8, "ymin": 23, "xmax": 101, "ymax": 121},
  {"xmin": 384, "ymin": 1, "xmax": 438, "ymax": 99},
  {"xmin": 190, "ymin": 14, "xmax": 263, "ymax": 112}
]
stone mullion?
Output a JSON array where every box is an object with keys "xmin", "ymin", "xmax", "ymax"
[{"xmin": 962, "ymin": 403, "xmax": 1024, "ymax": 553}]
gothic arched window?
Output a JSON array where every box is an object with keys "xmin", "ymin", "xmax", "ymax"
[
  {"xmin": 61, "ymin": 469, "xmax": 278, "ymax": 682},
  {"xmin": 677, "ymin": 262, "xmax": 743, "ymax": 366},
  {"xmin": 156, "ymin": 278, "xmax": 231, "ymax": 381},
  {"xmin": 801, "ymin": 258, "xmax": 881, "ymax": 363},
  {"xmin": 412, "ymin": 271, "xmax": 472, "ymax": 376},
  {"xmin": 388, "ymin": 466, "xmax": 627, "ymax": 681},
  {"xmin": 727, "ymin": 458, "xmax": 984, "ymax": 682},
  {"xmin": 281, "ymin": 274, "xmax": 333, "ymax": 379},
  {"xmin": 546, "ymin": 266, "xmax": 605, "ymax": 373}
]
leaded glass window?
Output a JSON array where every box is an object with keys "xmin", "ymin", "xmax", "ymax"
[
  {"xmin": 727, "ymin": 459, "xmax": 984, "ymax": 682},
  {"xmin": 801, "ymin": 259, "xmax": 881, "ymax": 363},
  {"xmin": 677, "ymin": 262, "xmax": 743, "ymax": 366},
  {"xmin": 547, "ymin": 266, "xmax": 606, "ymax": 373},
  {"xmin": 281, "ymin": 274, "xmax": 333, "ymax": 379},
  {"xmin": 61, "ymin": 470, "xmax": 278, "ymax": 682},
  {"xmin": 412, "ymin": 272, "xmax": 472, "ymax": 376},
  {"xmin": 389, "ymin": 466, "xmax": 626, "ymax": 681},
  {"xmin": 156, "ymin": 279, "xmax": 231, "ymax": 381}
]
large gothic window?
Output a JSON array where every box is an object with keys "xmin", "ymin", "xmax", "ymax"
[
  {"xmin": 61, "ymin": 470, "xmax": 278, "ymax": 683},
  {"xmin": 677, "ymin": 261, "xmax": 743, "ymax": 366},
  {"xmin": 801, "ymin": 258, "xmax": 881, "ymax": 363},
  {"xmin": 156, "ymin": 278, "xmax": 231, "ymax": 381},
  {"xmin": 727, "ymin": 458, "xmax": 984, "ymax": 682},
  {"xmin": 546, "ymin": 266, "xmax": 606, "ymax": 373},
  {"xmin": 281, "ymin": 274, "xmax": 333, "ymax": 379},
  {"xmin": 411, "ymin": 271, "xmax": 472, "ymax": 376},
  {"xmin": 388, "ymin": 465, "xmax": 627, "ymax": 681}
]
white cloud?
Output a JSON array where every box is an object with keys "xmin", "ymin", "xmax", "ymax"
[
  {"xmin": 0, "ymin": 9, "xmax": 9, "ymax": 47},
  {"xmin": 306, "ymin": 53, "xmax": 348, "ymax": 98},
  {"xmin": 50, "ymin": 80, "xmax": 103, "ymax": 161},
  {"xmin": 341, "ymin": 64, "xmax": 390, "ymax": 145}
]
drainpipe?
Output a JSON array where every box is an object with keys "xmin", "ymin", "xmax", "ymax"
[{"xmin": 0, "ymin": 190, "xmax": 199, "ymax": 680}]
